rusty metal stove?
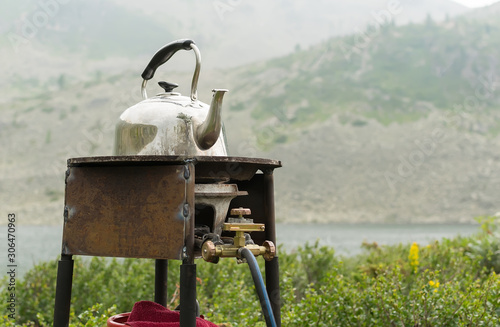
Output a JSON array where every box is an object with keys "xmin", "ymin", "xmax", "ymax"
[{"xmin": 53, "ymin": 155, "xmax": 282, "ymax": 327}]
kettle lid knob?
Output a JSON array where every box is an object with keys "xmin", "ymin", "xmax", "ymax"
[{"xmin": 158, "ymin": 81, "xmax": 179, "ymax": 93}]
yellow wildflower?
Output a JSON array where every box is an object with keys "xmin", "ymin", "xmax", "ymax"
[
  {"xmin": 429, "ymin": 280, "xmax": 440, "ymax": 292},
  {"xmin": 408, "ymin": 242, "xmax": 419, "ymax": 273}
]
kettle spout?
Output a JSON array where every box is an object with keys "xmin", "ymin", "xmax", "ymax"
[{"xmin": 196, "ymin": 89, "xmax": 228, "ymax": 150}]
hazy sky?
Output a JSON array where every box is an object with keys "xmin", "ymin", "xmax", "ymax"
[{"xmin": 452, "ymin": 0, "xmax": 500, "ymax": 7}]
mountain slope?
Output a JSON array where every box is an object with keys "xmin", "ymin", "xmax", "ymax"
[
  {"xmin": 223, "ymin": 15, "xmax": 500, "ymax": 149},
  {"xmin": 0, "ymin": 0, "xmax": 472, "ymax": 102},
  {"xmin": 112, "ymin": 0, "xmax": 470, "ymax": 67},
  {"xmin": 223, "ymin": 10, "xmax": 500, "ymax": 223},
  {"xmin": 1, "ymin": 2, "xmax": 499, "ymax": 224}
]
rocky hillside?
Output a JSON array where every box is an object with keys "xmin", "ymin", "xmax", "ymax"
[
  {"xmin": 228, "ymin": 7, "xmax": 500, "ymax": 223},
  {"xmin": 1, "ymin": 1, "xmax": 499, "ymax": 224}
]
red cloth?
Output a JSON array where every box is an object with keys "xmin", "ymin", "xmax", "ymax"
[{"xmin": 125, "ymin": 301, "xmax": 219, "ymax": 327}]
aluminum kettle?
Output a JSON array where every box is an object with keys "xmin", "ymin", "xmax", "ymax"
[{"xmin": 114, "ymin": 39, "xmax": 228, "ymax": 156}]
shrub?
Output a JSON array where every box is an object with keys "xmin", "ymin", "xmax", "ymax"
[
  {"xmin": 466, "ymin": 215, "xmax": 500, "ymax": 273},
  {"xmin": 2, "ymin": 219, "xmax": 500, "ymax": 326}
]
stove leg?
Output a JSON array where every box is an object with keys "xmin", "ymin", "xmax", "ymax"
[
  {"xmin": 53, "ymin": 254, "xmax": 74, "ymax": 327},
  {"xmin": 154, "ymin": 259, "xmax": 168, "ymax": 306},
  {"xmin": 266, "ymin": 257, "xmax": 282, "ymax": 327},
  {"xmin": 263, "ymin": 170, "xmax": 282, "ymax": 327},
  {"xmin": 180, "ymin": 262, "xmax": 197, "ymax": 327}
]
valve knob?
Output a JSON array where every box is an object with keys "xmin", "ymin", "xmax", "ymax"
[
  {"xmin": 231, "ymin": 207, "xmax": 251, "ymax": 217},
  {"xmin": 263, "ymin": 240, "xmax": 276, "ymax": 261},
  {"xmin": 202, "ymin": 240, "xmax": 217, "ymax": 263}
]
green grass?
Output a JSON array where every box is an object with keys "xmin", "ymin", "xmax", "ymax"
[{"xmin": 2, "ymin": 216, "xmax": 500, "ymax": 326}]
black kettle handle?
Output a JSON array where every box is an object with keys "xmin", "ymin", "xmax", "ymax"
[
  {"xmin": 141, "ymin": 39, "xmax": 200, "ymax": 101},
  {"xmin": 141, "ymin": 39, "xmax": 194, "ymax": 80}
]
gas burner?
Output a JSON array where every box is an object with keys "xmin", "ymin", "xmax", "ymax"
[{"xmin": 195, "ymin": 183, "xmax": 247, "ymax": 236}]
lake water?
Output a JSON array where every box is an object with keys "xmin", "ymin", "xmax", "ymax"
[{"xmin": 1, "ymin": 223, "xmax": 479, "ymax": 277}]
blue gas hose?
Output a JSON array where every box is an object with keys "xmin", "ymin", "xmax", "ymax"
[{"xmin": 239, "ymin": 247, "xmax": 277, "ymax": 327}]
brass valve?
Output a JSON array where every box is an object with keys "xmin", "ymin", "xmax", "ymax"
[
  {"xmin": 201, "ymin": 207, "xmax": 276, "ymax": 263},
  {"xmin": 224, "ymin": 221, "xmax": 264, "ymax": 247},
  {"xmin": 202, "ymin": 240, "xmax": 275, "ymax": 262}
]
